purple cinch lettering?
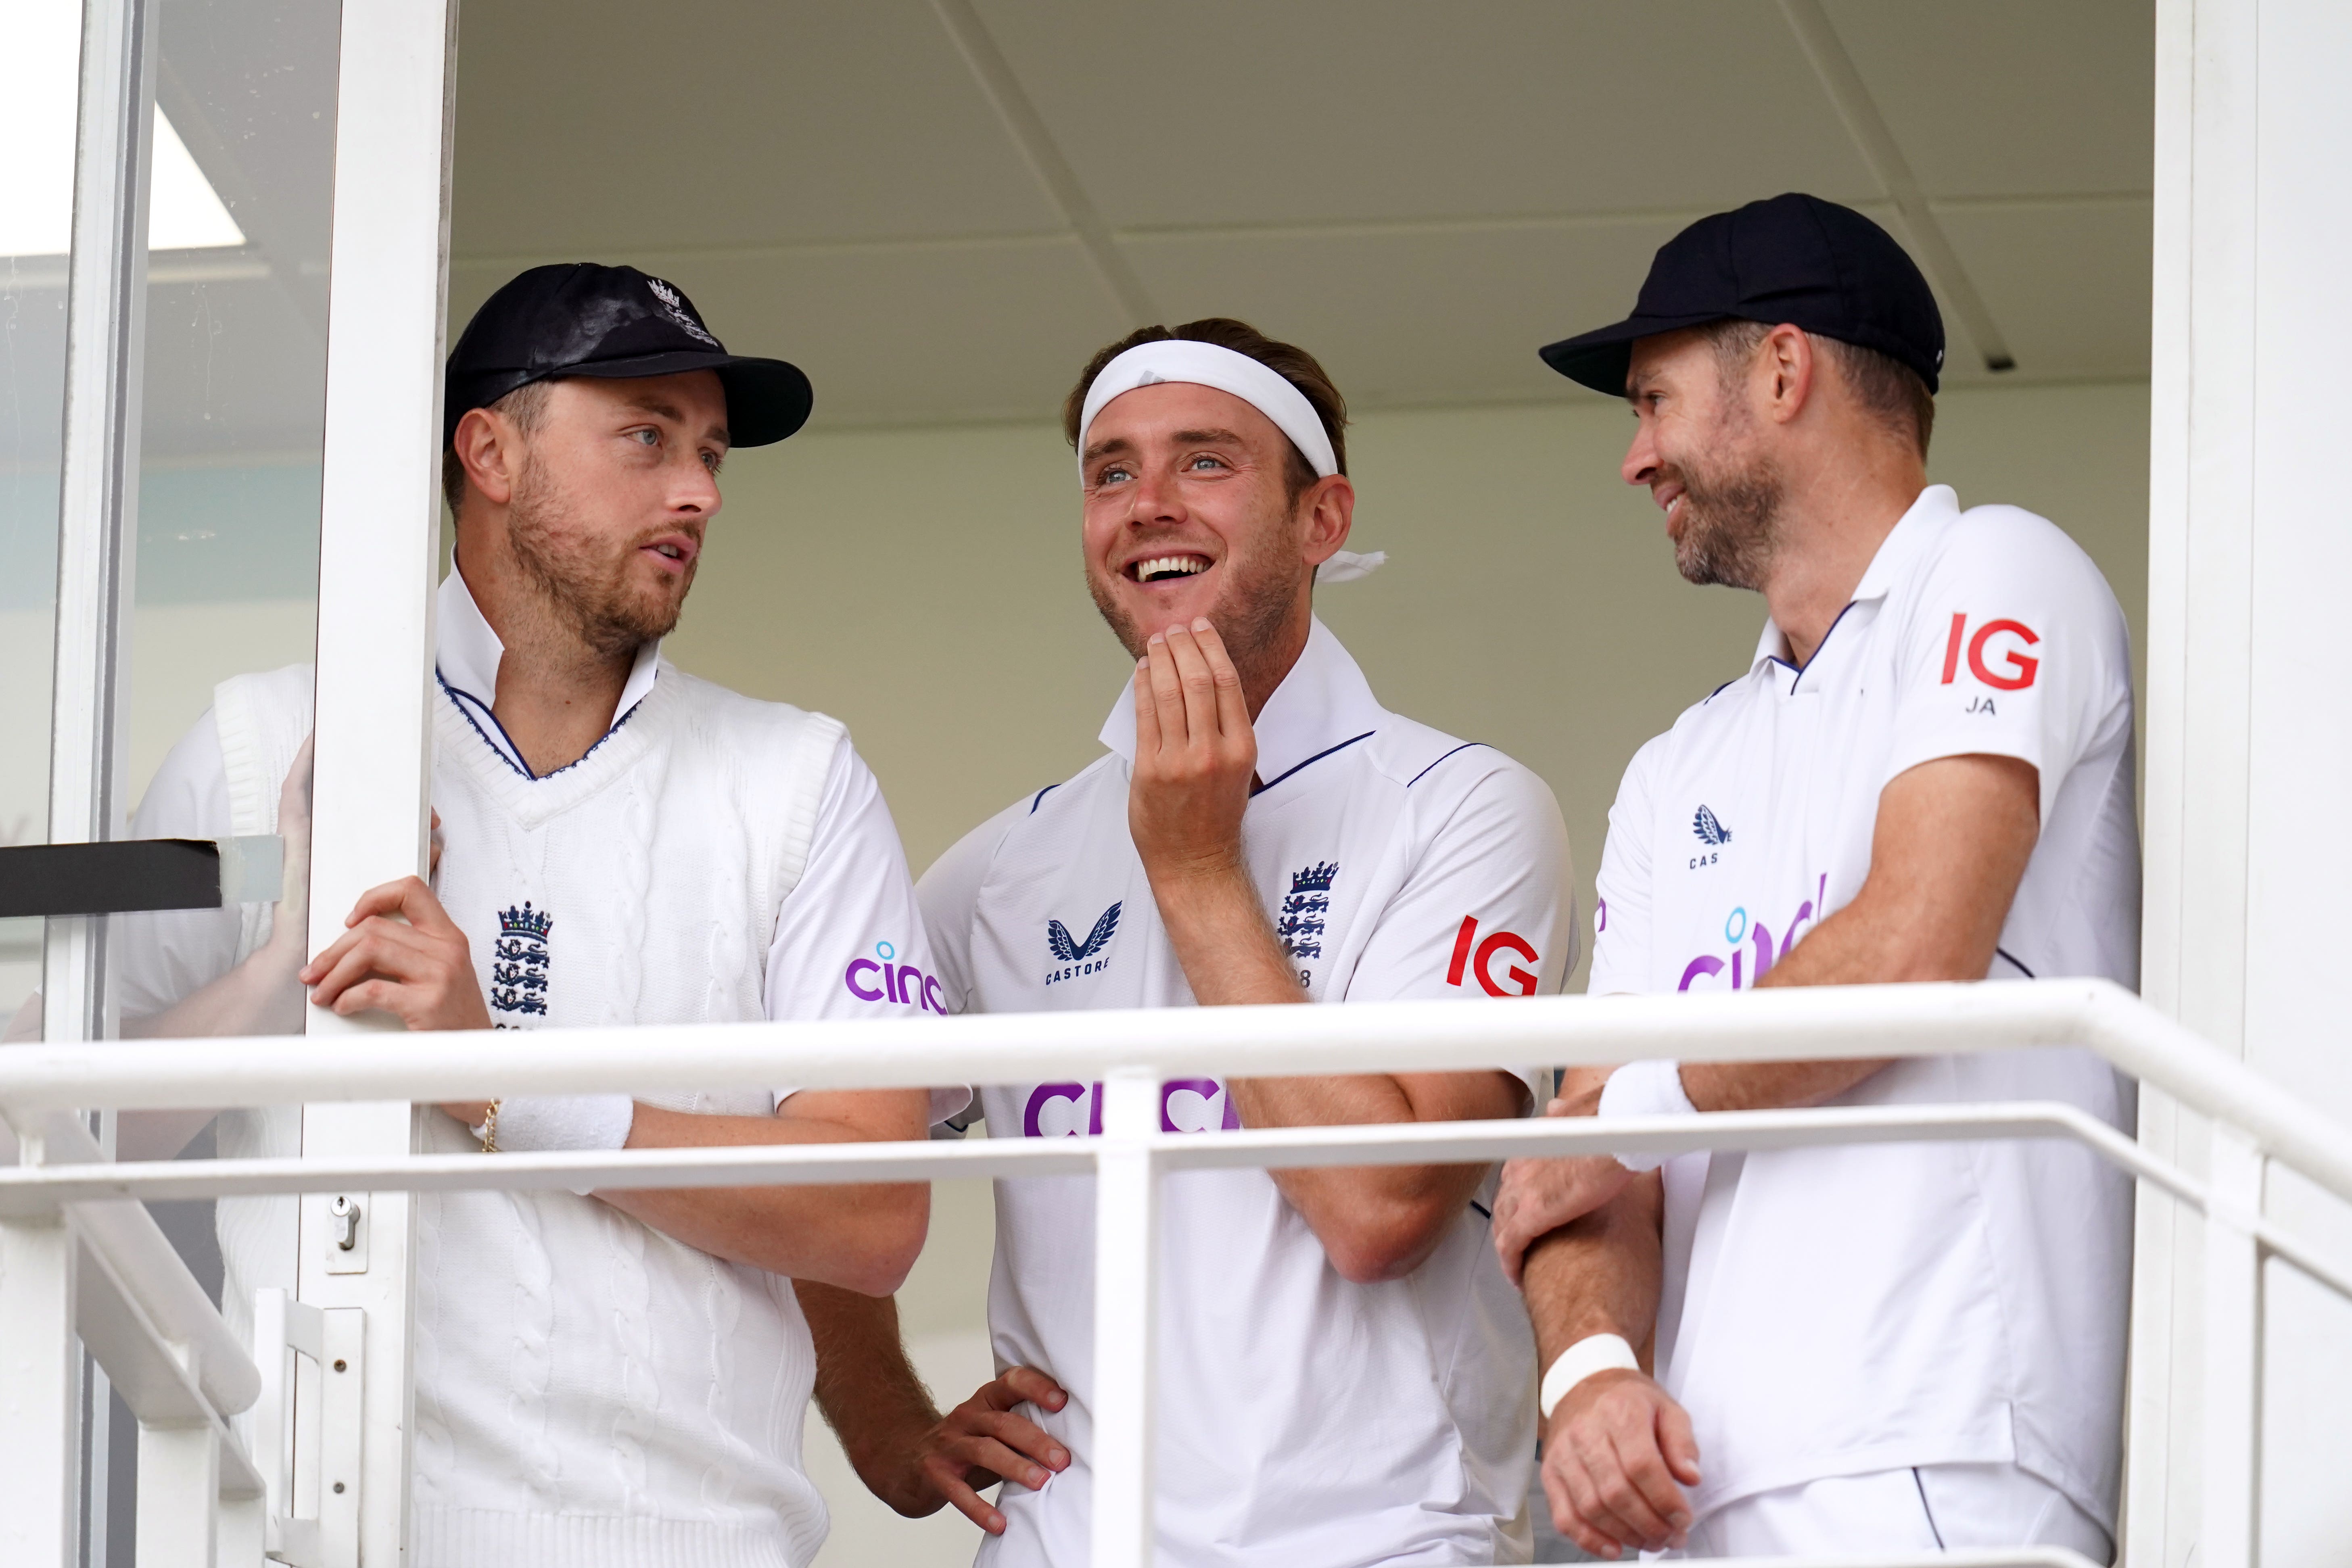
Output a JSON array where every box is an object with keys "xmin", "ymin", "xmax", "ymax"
[
  {"xmin": 897, "ymin": 963, "xmax": 925, "ymax": 1006},
  {"xmin": 1752, "ymin": 922, "xmax": 1774, "ymax": 983},
  {"xmin": 844, "ymin": 958, "xmax": 886, "ymax": 1001},
  {"xmin": 923, "ymin": 974, "xmax": 945, "ymax": 1015},
  {"xmin": 1159, "ymin": 1078, "xmax": 1243, "ymax": 1133},
  {"xmin": 1024, "ymin": 1083, "xmax": 1089, "ymax": 1138},
  {"xmin": 1678, "ymin": 955, "xmax": 1725, "ymax": 992}
]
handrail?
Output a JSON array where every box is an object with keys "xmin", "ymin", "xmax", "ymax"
[
  {"xmin": 3, "ymin": 979, "xmax": 2348, "ymax": 1203},
  {"xmin": 29, "ymin": 1111, "xmax": 261, "ymax": 1418}
]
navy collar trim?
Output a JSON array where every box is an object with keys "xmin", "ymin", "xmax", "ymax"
[
  {"xmin": 1251, "ymin": 730, "xmax": 1375, "ymax": 796},
  {"xmin": 437, "ymin": 670, "xmax": 646, "ymax": 783}
]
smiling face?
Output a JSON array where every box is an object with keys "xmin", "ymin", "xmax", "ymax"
[
  {"xmin": 496, "ymin": 370, "xmax": 730, "ymax": 658},
  {"xmin": 1078, "ymin": 381, "xmax": 1348, "ymax": 685},
  {"xmin": 1620, "ymin": 328, "xmax": 1784, "ymax": 591}
]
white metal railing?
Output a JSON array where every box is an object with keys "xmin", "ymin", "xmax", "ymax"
[{"xmin": 5, "ymin": 977, "xmax": 2350, "ymax": 1567}]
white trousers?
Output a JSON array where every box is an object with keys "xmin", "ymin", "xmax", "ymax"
[{"xmin": 1669, "ymin": 1463, "xmax": 2112, "ymax": 1562}]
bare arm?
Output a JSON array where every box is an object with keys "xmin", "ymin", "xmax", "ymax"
[
  {"xmin": 1495, "ymin": 752, "xmax": 2043, "ymax": 1278},
  {"xmin": 597, "ymin": 1089, "xmax": 931, "ymax": 1295},
  {"xmin": 796, "ymin": 1280, "xmax": 1071, "ymax": 1534},
  {"xmin": 301, "ymin": 873, "xmax": 931, "ymax": 1294},
  {"xmin": 1132, "ymin": 621, "xmax": 1521, "ymax": 1285},
  {"xmin": 1521, "ymin": 1176, "xmax": 1700, "ymax": 1559}
]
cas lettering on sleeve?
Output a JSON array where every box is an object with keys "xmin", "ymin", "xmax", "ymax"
[
  {"xmin": 1446, "ymin": 914, "xmax": 1541, "ymax": 998},
  {"xmin": 1941, "ymin": 612, "xmax": 2041, "ymax": 692}
]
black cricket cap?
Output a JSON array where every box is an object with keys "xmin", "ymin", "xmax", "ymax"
[
  {"xmin": 1539, "ymin": 193, "xmax": 1945, "ymax": 398},
  {"xmin": 445, "ymin": 263, "xmax": 813, "ymax": 449}
]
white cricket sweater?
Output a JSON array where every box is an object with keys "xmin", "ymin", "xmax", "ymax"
[
  {"xmin": 125, "ymin": 648, "xmax": 928, "ymax": 1568},
  {"xmin": 410, "ymin": 666, "xmax": 842, "ymax": 1568}
]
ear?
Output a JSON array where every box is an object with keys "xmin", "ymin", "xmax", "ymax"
[
  {"xmin": 1760, "ymin": 324, "xmax": 1818, "ymax": 426},
  {"xmin": 452, "ymin": 406, "xmax": 522, "ymax": 509},
  {"xmin": 1297, "ymin": 474, "xmax": 1356, "ymax": 568}
]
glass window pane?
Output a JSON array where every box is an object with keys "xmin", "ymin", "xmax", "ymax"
[{"xmin": 0, "ymin": 0, "xmax": 81, "ymax": 1029}]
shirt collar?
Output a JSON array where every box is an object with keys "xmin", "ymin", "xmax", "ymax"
[
  {"xmin": 1099, "ymin": 616, "xmax": 1386, "ymax": 782},
  {"xmin": 435, "ymin": 566, "xmax": 663, "ymax": 772},
  {"xmin": 1750, "ymin": 483, "xmax": 1957, "ymax": 674}
]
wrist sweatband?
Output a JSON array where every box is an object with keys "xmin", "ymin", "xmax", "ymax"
[
  {"xmin": 1539, "ymin": 1332, "xmax": 1642, "ymax": 1421},
  {"xmin": 1595, "ymin": 1059, "xmax": 1697, "ymax": 1173},
  {"xmin": 482, "ymin": 1094, "xmax": 636, "ymax": 1153}
]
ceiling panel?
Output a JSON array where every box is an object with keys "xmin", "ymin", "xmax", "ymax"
[
  {"xmin": 455, "ymin": 236, "xmax": 1133, "ymax": 428},
  {"xmin": 975, "ymin": 0, "xmax": 1877, "ymax": 229},
  {"xmin": 1937, "ymin": 199, "xmax": 2153, "ymax": 380},
  {"xmin": 445, "ymin": 0, "xmax": 2156, "ymax": 426},
  {"xmin": 1825, "ymin": 0, "xmax": 2154, "ymax": 198},
  {"xmin": 450, "ymin": 0, "xmax": 1062, "ymax": 255},
  {"xmin": 1123, "ymin": 216, "xmax": 1693, "ymax": 410}
]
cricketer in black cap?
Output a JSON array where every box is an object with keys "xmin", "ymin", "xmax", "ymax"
[{"xmin": 1496, "ymin": 195, "xmax": 2135, "ymax": 1562}]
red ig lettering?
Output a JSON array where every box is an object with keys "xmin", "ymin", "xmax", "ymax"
[
  {"xmin": 1941, "ymin": 613, "xmax": 2040, "ymax": 691},
  {"xmin": 1446, "ymin": 915, "xmax": 1540, "ymax": 997}
]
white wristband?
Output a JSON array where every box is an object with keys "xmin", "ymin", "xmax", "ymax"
[
  {"xmin": 1539, "ymin": 1332, "xmax": 1642, "ymax": 1421},
  {"xmin": 1595, "ymin": 1059, "xmax": 1697, "ymax": 1172},
  {"xmin": 487, "ymin": 1094, "xmax": 636, "ymax": 1153}
]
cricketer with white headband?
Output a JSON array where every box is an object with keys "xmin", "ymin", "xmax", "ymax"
[
  {"xmin": 1078, "ymin": 338, "xmax": 1386, "ymax": 584},
  {"xmin": 794, "ymin": 319, "xmax": 1573, "ymax": 1568}
]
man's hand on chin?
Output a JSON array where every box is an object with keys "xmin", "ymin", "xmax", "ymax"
[
  {"xmin": 1493, "ymin": 1153, "xmax": 1636, "ymax": 1286},
  {"xmin": 1127, "ymin": 617, "xmax": 1257, "ymax": 889}
]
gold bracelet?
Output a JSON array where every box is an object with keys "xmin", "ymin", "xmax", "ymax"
[{"xmin": 480, "ymin": 1099, "xmax": 500, "ymax": 1155}]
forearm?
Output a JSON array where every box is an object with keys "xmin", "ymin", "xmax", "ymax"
[
  {"xmin": 795, "ymin": 1280, "xmax": 947, "ymax": 1514},
  {"xmin": 1149, "ymin": 865, "xmax": 1306, "ymax": 1006},
  {"xmin": 596, "ymin": 1096, "xmax": 931, "ymax": 1293},
  {"xmin": 112, "ymin": 932, "xmax": 309, "ymax": 1160},
  {"xmin": 1228, "ymin": 1071, "xmax": 1512, "ymax": 1283},
  {"xmin": 1522, "ymin": 1174, "xmax": 1664, "ymax": 1372}
]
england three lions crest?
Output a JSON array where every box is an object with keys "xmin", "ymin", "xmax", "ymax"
[
  {"xmin": 491, "ymin": 900, "xmax": 551, "ymax": 1024},
  {"xmin": 1278, "ymin": 861, "xmax": 1337, "ymax": 969}
]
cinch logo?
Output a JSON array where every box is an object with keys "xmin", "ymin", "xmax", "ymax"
[
  {"xmin": 1941, "ymin": 613, "xmax": 2040, "ymax": 691},
  {"xmin": 1446, "ymin": 915, "xmax": 1541, "ymax": 997},
  {"xmin": 844, "ymin": 940, "xmax": 945, "ymax": 1014},
  {"xmin": 1021, "ymin": 1079, "xmax": 1242, "ymax": 1138},
  {"xmin": 1046, "ymin": 902, "xmax": 1122, "ymax": 985},
  {"xmin": 491, "ymin": 901, "xmax": 551, "ymax": 1024},
  {"xmin": 1677, "ymin": 874, "xmax": 1826, "ymax": 990}
]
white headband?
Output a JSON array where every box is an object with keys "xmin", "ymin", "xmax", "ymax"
[{"xmin": 1076, "ymin": 339, "xmax": 1339, "ymax": 480}]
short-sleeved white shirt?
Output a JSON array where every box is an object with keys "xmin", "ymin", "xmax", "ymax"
[
  {"xmin": 1587, "ymin": 486, "xmax": 2139, "ymax": 1531},
  {"xmin": 921, "ymin": 618, "xmax": 1575, "ymax": 1568}
]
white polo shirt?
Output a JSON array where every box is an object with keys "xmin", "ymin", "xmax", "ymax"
[
  {"xmin": 922, "ymin": 618, "xmax": 1575, "ymax": 1568},
  {"xmin": 1587, "ymin": 485, "xmax": 2139, "ymax": 1532}
]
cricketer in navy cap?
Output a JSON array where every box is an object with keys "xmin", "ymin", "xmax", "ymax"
[{"xmin": 445, "ymin": 261, "xmax": 813, "ymax": 449}]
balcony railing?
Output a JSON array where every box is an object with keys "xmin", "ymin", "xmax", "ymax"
[{"xmin": 3, "ymin": 978, "xmax": 2346, "ymax": 1568}]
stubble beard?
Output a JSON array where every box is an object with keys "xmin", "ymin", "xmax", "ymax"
[
  {"xmin": 1667, "ymin": 436, "xmax": 1784, "ymax": 593},
  {"xmin": 506, "ymin": 451, "xmax": 690, "ymax": 663},
  {"xmin": 1088, "ymin": 504, "xmax": 1308, "ymax": 697}
]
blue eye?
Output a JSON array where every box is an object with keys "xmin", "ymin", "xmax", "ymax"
[
  {"xmin": 1098, "ymin": 465, "xmax": 1133, "ymax": 485},
  {"xmin": 633, "ymin": 428, "xmax": 659, "ymax": 446}
]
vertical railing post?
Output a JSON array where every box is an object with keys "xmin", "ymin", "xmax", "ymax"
[
  {"xmin": 0, "ymin": 1210, "xmax": 81, "ymax": 1568},
  {"xmin": 133, "ymin": 1423, "xmax": 219, "ymax": 1568},
  {"xmin": 298, "ymin": 0, "xmax": 462, "ymax": 1560},
  {"xmin": 2201, "ymin": 1125, "xmax": 2264, "ymax": 1568},
  {"xmin": 1090, "ymin": 1069, "xmax": 1160, "ymax": 1568}
]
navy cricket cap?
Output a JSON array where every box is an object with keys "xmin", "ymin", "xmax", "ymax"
[
  {"xmin": 1539, "ymin": 193, "xmax": 1945, "ymax": 397},
  {"xmin": 445, "ymin": 263, "xmax": 814, "ymax": 449}
]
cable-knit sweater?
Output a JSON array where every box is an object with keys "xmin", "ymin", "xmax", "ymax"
[
  {"xmin": 176, "ymin": 662, "xmax": 860, "ymax": 1568},
  {"xmin": 408, "ymin": 668, "xmax": 842, "ymax": 1568}
]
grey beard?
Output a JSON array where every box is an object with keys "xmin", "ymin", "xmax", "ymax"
[
  {"xmin": 506, "ymin": 462, "xmax": 684, "ymax": 662},
  {"xmin": 1672, "ymin": 460, "xmax": 1783, "ymax": 592}
]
